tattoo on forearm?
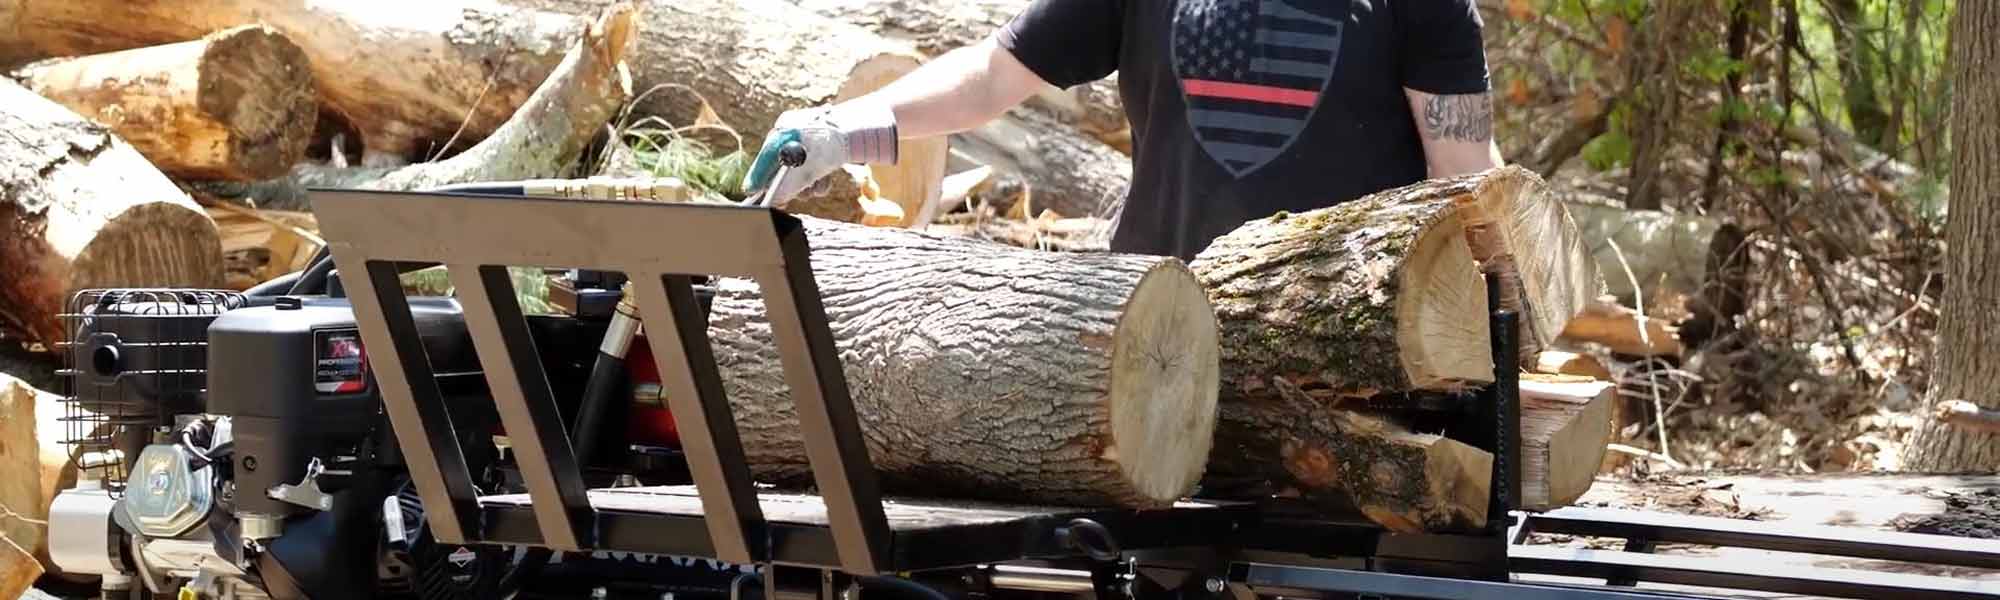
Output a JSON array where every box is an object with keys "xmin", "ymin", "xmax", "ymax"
[{"xmin": 1421, "ymin": 93, "xmax": 1494, "ymax": 143}]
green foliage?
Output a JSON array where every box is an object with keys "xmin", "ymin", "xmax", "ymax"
[{"xmin": 621, "ymin": 122, "xmax": 753, "ymax": 203}]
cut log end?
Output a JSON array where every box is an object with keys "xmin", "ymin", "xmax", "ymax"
[
  {"xmin": 68, "ymin": 202, "xmax": 225, "ymax": 294},
  {"xmin": 1399, "ymin": 210, "xmax": 1493, "ymax": 391},
  {"xmin": 197, "ymin": 25, "xmax": 318, "ymax": 181},
  {"xmin": 1471, "ymin": 167, "xmax": 1603, "ymax": 350},
  {"xmin": 1109, "ymin": 261, "xmax": 1221, "ymax": 504}
]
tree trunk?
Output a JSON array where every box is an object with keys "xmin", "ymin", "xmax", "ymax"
[
  {"xmin": 788, "ymin": 0, "xmax": 1133, "ymax": 154},
  {"xmin": 0, "ymin": 0, "xmax": 585, "ymax": 166},
  {"xmin": 701, "ymin": 218, "xmax": 1220, "ymax": 508},
  {"xmin": 1906, "ymin": 2, "xmax": 2000, "ymax": 472},
  {"xmin": 10, "ymin": 25, "xmax": 316, "ymax": 181},
  {"xmin": 1518, "ymin": 374, "xmax": 1615, "ymax": 510},
  {"xmin": 0, "ymin": 79, "xmax": 224, "ymax": 347}
]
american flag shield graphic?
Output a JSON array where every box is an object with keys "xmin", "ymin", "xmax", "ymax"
[{"xmin": 1172, "ymin": 0, "xmax": 1344, "ymax": 177}]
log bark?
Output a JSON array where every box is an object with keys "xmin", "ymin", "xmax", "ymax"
[
  {"xmin": 699, "ymin": 218, "xmax": 1220, "ymax": 508},
  {"xmin": 788, "ymin": 0, "xmax": 1133, "ymax": 153},
  {"xmin": 10, "ymin": 25, "xmax": 316, "ymax": 181},
  {"xmin": 0, "ymin": 0, "xmax": 584, "ymax": 166},
  {"xmin": 1518, "ymin": 374, "xmax": 1615, "ymax": 510},
  {"xmin": 0, "ymin": 79, "xmax": 224, "ymax": 347}
]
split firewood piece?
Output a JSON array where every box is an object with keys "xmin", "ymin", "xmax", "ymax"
[
  {"xmin": 0, "ymin": 0, "xmax": 588, "ymax": 166},
  {"xmin": 836, "ymin": 52, "xmax": 949, "ymax": 228},
  {"xmin": 11, "ymin": 25, "xmax": 317, "ymax": 181},
  {"xmin": 1518, "ymin": 374, "xmax": 1615, "ymax": 511},
  {"xmin": 0, "ymin": 79, "xmax": 224, "ymax": 347},
  {"xmin": 0, "ymin": 539, "xmax": 40, "ymax": 600},
  {"xmin": 1558, "ymin": 299, "xmax": 1683, "ymax": 357},
  {"xmin": 204, "ymin": 203, "xmax": 323, "ymax": 291},
  {"xmin": 701, "ymin": 217, "xmax": 1220, "ymax": 508}
]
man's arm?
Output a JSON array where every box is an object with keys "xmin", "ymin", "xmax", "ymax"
[
  {"xmin": 1405, "ymin": 87, "xmax": 1504, "ymax": 178},
  {"xmin": 848, "ymin": 36, "xmax": 1050, "ymax": 139}
]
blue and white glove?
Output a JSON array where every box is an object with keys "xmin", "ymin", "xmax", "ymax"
[{"xmin": 742, "ymin": 103, "xmax": 899, "ymax": 207}]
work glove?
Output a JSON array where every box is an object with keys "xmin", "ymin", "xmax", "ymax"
[{"xmin": 742, "ymin": 103, "xmax": 899, "ymax": 207}]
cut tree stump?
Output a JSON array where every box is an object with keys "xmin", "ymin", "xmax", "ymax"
[
  {"xmin": 1518, "ymin": 374, "xmax": 1615, "ymax": 511},
  {"xmin": 10, "ymin": 24, "xmax": 316, "ymax": 181},
  {"xmin": 0, "ymin": 78, "xmax": 224, "ymax": 347},
  {"xmin": 1189, "ymin": 168, "xmax": 1600, "ymax": 531},
  {"xmin": 700, "ymin": 217, "xmax": 1219, "ymax": 508},
  {"xmin": 0, "ymin": 0, "xmax": 585, "ymax": 165}
]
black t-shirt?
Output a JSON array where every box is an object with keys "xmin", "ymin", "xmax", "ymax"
[{"xmin": 998, "ymin": 0, "xmax": 1490, "ymax": 260}]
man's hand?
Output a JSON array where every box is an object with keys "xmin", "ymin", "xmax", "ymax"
[
  {"xmin": 1405, "ymin": 89, "xmax": 1505, "ymax": 178},
  {"xmin": 743, "ymin": 103, "xmax": 898, "ymax": 207}
]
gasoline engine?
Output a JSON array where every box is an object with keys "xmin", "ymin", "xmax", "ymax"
[{"xmin": 42, "ymin": 261, "xmax": 733, "ymax": 600}]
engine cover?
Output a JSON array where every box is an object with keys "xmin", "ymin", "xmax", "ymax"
[{"xmin": 205, "ymin": 296, "xmax": 477, "ymax": 519}]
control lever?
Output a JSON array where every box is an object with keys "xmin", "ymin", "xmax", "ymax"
[{"xmin": 747, "ymin": 140, "xmax": 808, "ymax": 208}]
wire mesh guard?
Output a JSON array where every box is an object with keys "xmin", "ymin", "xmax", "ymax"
[{"xmin": 57, "ymin": 288, "xmax": 245, "ymax": 495}]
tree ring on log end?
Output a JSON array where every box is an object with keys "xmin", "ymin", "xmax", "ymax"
[
  {"xmin": 1109, "ymin": 260, "xmax": 1221, "ymax": 504},
  {"xmin": 70, "ymin": 202, "xmax": 224, "ymax": 294},
  {"xmin": 1396, "ymin": 211, "xmax": 1491, "ymax": 391}
]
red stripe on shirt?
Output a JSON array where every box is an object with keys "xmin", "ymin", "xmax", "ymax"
[{"xmin": 1182, "ymin": 79, "xmax": 1319, "ymax": 107}]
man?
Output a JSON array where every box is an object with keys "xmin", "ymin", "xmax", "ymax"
[{"xmin": 742, "ymin": 0, "xmax": 1502, "ymax": 261}]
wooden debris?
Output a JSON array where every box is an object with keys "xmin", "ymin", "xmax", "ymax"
[
  {"xmin": 12, "ymin": 25, "xmax": 317, "ymax": 181},
  {"xmin": 1559, "ymin": 299, "xmax": 1684, "ymax": 357},
  {"xmin": 1535, "ymin": 349, "xmax": 1614, "ymax": 380},
  {"xmin": 205, "ymin": 203, "xmax": 323, "ymax": 290},
  {"xmin": 0, "ymin": 78, "xmax": 224, "ymax": 347}
]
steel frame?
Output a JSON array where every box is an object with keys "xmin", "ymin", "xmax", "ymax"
[{"xmin": 311, "ymin": 189, "xmax": 891, "ymax": 573}]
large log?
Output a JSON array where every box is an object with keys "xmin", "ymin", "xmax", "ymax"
[
  {"xmin": 701, "ymin": 218, "xmax": 1220, "ymax": 508},
  {"xmin": 10, "ymin": 24, "xmax": 316, "ymax": 181},
  {"xmin": 0, "ymin": 0, "xmax": 583, "ymax": 166},
  {"xmin": 1189, "ymin": 167, "xmax": 1601, "ymax": 530},
  {"xmin": 0, "ymin": 78, "xmax": 224, "ymax": 347}
]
